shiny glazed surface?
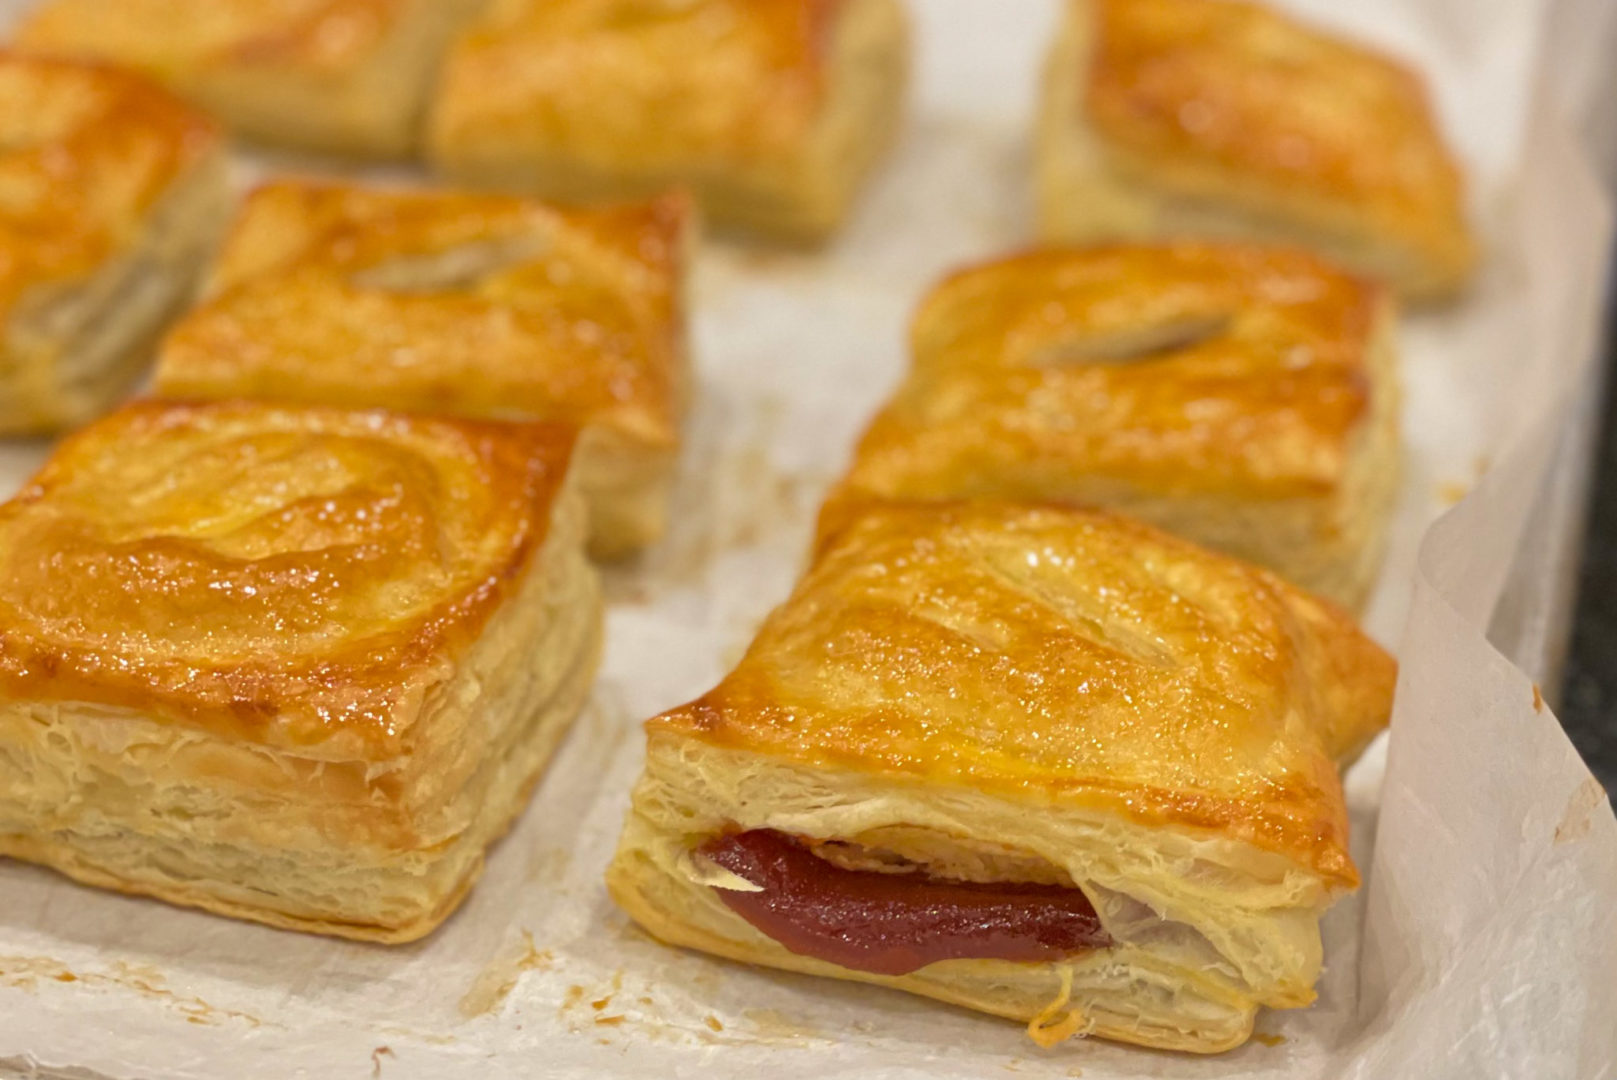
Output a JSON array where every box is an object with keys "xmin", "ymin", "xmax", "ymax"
[
  {"xmin": 0, "ymin": 400, "xmax": 577, "ymax": 754},
  {"xmin": 839, "ymin": 243, "xmax": 1385, "ymax": 501},
  {"xmin": 652, "ymin": 502, "xmax": 1394, "ymax": 884},
  {"xmin": 699, "ymin": 830, "xmax": 1111, "ymax": 976},
  {"xmin": 0, "ymin": 52, "xmax": 219, "ymax": 328},
  {"xmin": 431, "ymin": 0, "xmax": 841, "ymax": 165},
  {"xmin": 1083, "ymin": 0, "xmax": 1469, "ymax": 251},
  {"xmin": 156, "ymin": 182, "xmax": 688, "ymax": 448}
]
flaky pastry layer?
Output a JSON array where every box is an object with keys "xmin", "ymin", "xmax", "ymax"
[
  {"xmin": 427, "ymin": 0, "xmax": 910, "ymax": 240},
  {"xmin": 0, "ymin": 53, "xmax": 228, "ymax": 433},
  {"xmin": 0, "ymin": 404, "xmax": 602, "ymax": 940},
  {"xmin": 18, "ymin": 0, "xmax": 486, "ymax": 157},
  {"xmin": 0, "ymin": 480, "xmax": 601, "ymax": 941},
  {"xmin": 1035, "ymin": 0, "xmax": 1476, "ymax": 301}
]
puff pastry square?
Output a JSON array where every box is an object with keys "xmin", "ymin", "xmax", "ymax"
[
  {"xmin": 821, "ymin": 243, "xmax": 1400, "ymax": 610},
  {"xmin": 0, "ymin": 52, "xmax": 228, "ymax": 435},
  {"xmin": 16, "ymin": 0, "xmax": 485, "ymax": 157},
  {"xmin": 0, "ymin": 400, "xmax": 601, "ymax": 942},
  {"xmin": 1036, "ymin": 0, "xmax": 1476, "ymax": 301},
  {"xmin": 607, "ymin": 501, "xmax": 1394, "ymax": 1052},
  {"xmin": 154, "ymin": 180, "xmax": 692, "ymax": 559},
  {"xmin": 426, "ymin": 0, "xmax": 910, "ymax": 241}
]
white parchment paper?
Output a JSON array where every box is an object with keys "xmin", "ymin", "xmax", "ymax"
[{"xmin": 0, "ymin": 1, "xmax": 1614, "ymax": 1077}]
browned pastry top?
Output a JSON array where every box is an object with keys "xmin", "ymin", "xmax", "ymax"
[
  {"xmin": 0, "ymin": 399, "xmax": 577, "ymax": 758},
  {"xmin": 157, "ymin": 182, "xmax": 690, "ymax": 449},
  {"xmin": 18, "ymin": 0, "xmax": 416, "ymax": 75},
  {"xmin": 1082, "ymin": 0, "xmax": 1473, "ymax": 276},
  {"xmin": 431, "ymin": 0, "xmax": 845, "ymax": 166},
  {"xmin": 652, "ymin": 501, "xmax": 1395, "ymax": 886},
  {"xmin": 835, "ymin": 243, "xmax": 1387, "ymax": 506}
]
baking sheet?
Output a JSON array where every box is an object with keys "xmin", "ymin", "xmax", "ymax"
[{"xmin": 0, "ymin": 1, "xmax": 1615, "ymax": 1077}]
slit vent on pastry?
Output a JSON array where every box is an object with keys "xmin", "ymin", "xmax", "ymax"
[
  {"xmin": 0, "ymin": 400, "xmax": 603, "ymax": 942},
  {"xmin": 607, "ymin": 500, "xmax": 1394, "ymax": 1052},
  {"xmin": 820, "ymin": 242, "xmax": 1401, "ymax": 610},
  {"xmin": 153, "ymin": 179, "xmax": 693, "ymax": 558}
]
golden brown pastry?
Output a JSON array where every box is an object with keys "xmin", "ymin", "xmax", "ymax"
[
  {"xmin": 1036, "ymin": 0, "xmax": 1476, "ymax": 301},
  {"xmin": 426, "ymin": 0, "xmax": 910, "ymax": 241},
  {"xmin": 607, "ymin": 500, "xmax": 1394, "ymax": 1052},
  {"xmin": 0, "ymin": 400, "xmax": 601, "ymax": 942},
  {"xmin": 820, "ymin": 243, "xmax": 1400, "ymax": 610},
  {"xmin": 153, "ymin": 180, "xmax": 692, "ymax": 558},
  {"xmin": 15, "ymin": 0, "xmax": 484, "ymax": 157},
  {"xmin": 0, "ymin": 52, "xmax": 228, "ymax": 435}
]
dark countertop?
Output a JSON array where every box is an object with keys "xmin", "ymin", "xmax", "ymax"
[{"xmin": 1560, "ymin": 302, "xmax": 1617, "ymax": 795}]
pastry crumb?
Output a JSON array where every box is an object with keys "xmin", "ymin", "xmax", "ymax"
[{"xmin": 1554, "ymin": 777, "xmax": 1607, "ymax": 844}]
